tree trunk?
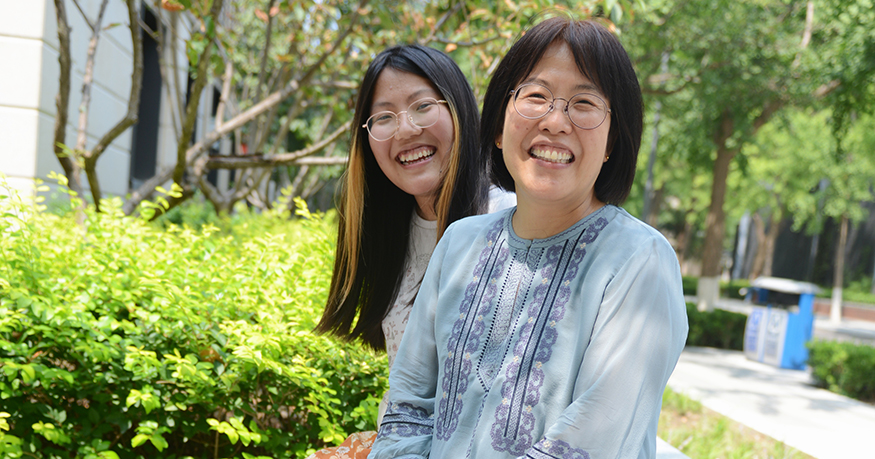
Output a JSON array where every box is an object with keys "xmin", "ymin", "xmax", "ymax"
[
  {"xmin": 750, "ymin": 213, "xmax": 767, "ymax": 280},
  {"xmin": 870, "ymin": 249, "xmax": 875, "ymax": 296},
  {"xmin": 646, "ymin": 186, "xmax": 664, "ymax": 227},
  {"xmin": 762, "ymin": 210, "xmax": 782, "ymax": 277},
  {"xmin": 697, "ymin": 113, "xmax": 737, "ymax": 311},
  {"xmin": 642, "ymin": 99, "xmax": 661, "ymax": 225},
  {"xmin": 830, "ymin": 214, "xmax": 848, "ymax": 323},
  {"xmin": 675, "ymin": 208, "xmax": 695, "ymax": 276}
]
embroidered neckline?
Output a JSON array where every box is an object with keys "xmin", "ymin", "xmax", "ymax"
[{"xmin": 504, "ymin": 205, "xmax": 612, "ymax": 249}]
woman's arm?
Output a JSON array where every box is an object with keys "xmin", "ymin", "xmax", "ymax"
[
  {"xmin": 367, "ymin": 226, "xmax": 453, "ymax": 459},
  {"xmin": 523, "ymin": 235, "xmax": 688, "ymax": 459}
]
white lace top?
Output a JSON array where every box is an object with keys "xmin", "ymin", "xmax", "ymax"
[{"xmin": 381, "ymin": 213, "xmax": 438, "ymax": 368}]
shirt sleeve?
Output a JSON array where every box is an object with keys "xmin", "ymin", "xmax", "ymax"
[
  {"xmin": 367, "ymin": 225, "xmax": 453, "ymax": 459},
  {"xmin": 522, "ymin": 234, "xmax": 689, "ymax": 459}
]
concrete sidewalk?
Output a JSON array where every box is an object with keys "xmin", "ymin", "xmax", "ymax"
[{"xmin": 666, "ymin": 346, "xmax": 875, "ymax": 459}]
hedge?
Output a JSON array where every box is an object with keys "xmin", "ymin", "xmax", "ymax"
[
  {"xmin": 681, "ymin": 276, "xmax": 751, "ymax": 301},
  {"xmin": 807, "ymin": 339, "xmax": 875, "ymax": 403},
  {"xmin": 684, "ymin": 303, "xmax": 748, "ymax": 350},
  {"xmin": 0, "ymin": 178, "xmax": 387, "ymax": 459}
]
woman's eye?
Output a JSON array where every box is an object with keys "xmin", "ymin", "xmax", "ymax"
[
  {"xmin": 372, "ymin": 114, "xmax": 395, "ymax": 125},
  {"xmin": 524, "ymin": 92, "xmax": 549, "ymax": 101},
  {"xmin": 415, "ymin": 101, "xmax": 435, "ymax": 112},
  {"xmin": 572, "ymin": 96, "xmax": 601, "ymax": 111}
]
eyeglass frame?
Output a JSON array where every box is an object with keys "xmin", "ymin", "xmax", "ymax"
[
  {"xmin": 361, "ymin": 98, "xmax": 449, "ymax": 141},
  {"xmin": 509, "ymin": 83, "xmax": 612, "ymax": 130}
]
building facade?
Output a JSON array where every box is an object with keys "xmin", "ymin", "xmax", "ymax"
[{"xmin": 0, "ymin": 0, "xmax": 216, "ymax": 198}]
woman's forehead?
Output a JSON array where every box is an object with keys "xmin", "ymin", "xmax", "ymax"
[
  {"xmin": 519, "ymin": 42, "xmax": 604, "ymax": 96},
  {"xmin": 370, "ymin": 69, "xmax": 441, "ymax": 111}
]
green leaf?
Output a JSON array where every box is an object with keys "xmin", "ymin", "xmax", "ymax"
[
  {"xmin": 130, "ymin": 434, "xmax": 149, "ymax": 448},
  {"xmin": 149, "ymin": 434, "xmax": 168, "ymax": 451},
  {"xmin": 19, "ymin": 365, "xmax": 35, "ymax": 384}
]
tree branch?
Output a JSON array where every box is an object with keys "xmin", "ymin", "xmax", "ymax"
[
  {"xmin": 432, "ymin": 35, "xmax": 502, "ymax": 47},
  {"xmin": 84, "ymin": 0, "xmax": 144, "ymax": 207},
  {"xmin": 204, "ymin": 121, "xmax": 351, "ymax": 170},
  {"xmin": 173, "ymin": 0, "xmax": 224, "ymax": 184},
  {"xmin": 75, "ymin": 0, "xmax": 110, "ymax": 153},
  {"xmin": 312, "ymin": 80, "xmax": 358, "ymax": 89},
  {"xmin": 792, "ymin": 0, "xmax": 815, "ymax": 69},
  {"xmin": 215, "ymin": 59, "xmax": 234, "ymax": 131},
  {"xmin": 421, "ymin": 2, "xmax": 462, "ymax": 45},
  {"xmin": 70, "ymin": 0, "xmax": 94, "ymax": 31},
  {"xmin": 294, "ymin": 156, "xmax": 348, "ymax": 166},
  {"xmin": 123, "ymin": 0, "xmax": 368, "ymax": 215},
  {"xmin": 247, "ymin": 0, "xmax": 279, "ymax": 151},
  {"xmin": 52, "ymin": 0, "xmax": 84, "ymax": 199}
]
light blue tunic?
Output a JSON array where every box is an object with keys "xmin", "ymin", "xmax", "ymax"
[{"xmin": 368, "ymin": 206, "xmax": 688, "ymax": 459}]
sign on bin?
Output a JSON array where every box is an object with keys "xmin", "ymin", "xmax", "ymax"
[
  {"xmin": 744, "ymin": 307, "xmax": 789, "ymax": 367},
  {"xmin": 743, "ymin": 277, "xmax": 818, "ymax": 370}
]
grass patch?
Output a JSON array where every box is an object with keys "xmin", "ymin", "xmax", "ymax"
[{"xmin": 659, "ymin": 387, "xmax": 814, "ymax": 459}]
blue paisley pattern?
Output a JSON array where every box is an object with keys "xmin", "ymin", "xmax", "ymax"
[
  {"xmin": 436, "ymin": 218, "xmax": 507, "ymax": 440},
  {"xmin": 526, "ymin": 438, "xmax": 592, "ymax": 459},
  {"xmin": 490, "ymin": 217, "xmax": 608, "ymax": 455},
  {"xmin": 377, "ymin": 402, "xmax": 434, "ymax": 440}
]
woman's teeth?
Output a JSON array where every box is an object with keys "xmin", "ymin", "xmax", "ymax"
[
  {"xmin": 398, "ymin": 147, "xmax": 436, "ymax": 165},
  {"xmin": 530, "ymin": 147, "xmax": 572, "ymax": 164}
]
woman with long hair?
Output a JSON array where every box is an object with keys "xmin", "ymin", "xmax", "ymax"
[{"xmin": 310, "ymin": 44, "xmax": 495, "ymax": 458}]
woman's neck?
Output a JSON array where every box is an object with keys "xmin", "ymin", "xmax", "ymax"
[
  {"xmin": 512, "ymin": 195, "xmax": 605, "ymax": 240},
  {"xmin": 414, "ymin": 195, "xmax": 438, "ymax": 221}
]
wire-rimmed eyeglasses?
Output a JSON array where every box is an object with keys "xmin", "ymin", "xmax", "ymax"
[
  {"xmin": 510, "ymin": 83, "xmax": 611, "ymax": 130},
  {"xmin": 362, "ymin": 98, "xmax": 448, "ymax": 141}
]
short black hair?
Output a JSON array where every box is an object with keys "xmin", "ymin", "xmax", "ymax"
[{"xmin": 481, "ymin": 17, "xmax": 643, "ymax": 205}]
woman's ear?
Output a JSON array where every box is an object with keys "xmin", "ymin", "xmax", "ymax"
[{"xmin": 606, "ymin": 127, "xmax": 618, "ymax": 158}]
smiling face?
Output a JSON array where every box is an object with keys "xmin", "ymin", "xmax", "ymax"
[
  {"xmin": 500, "ymin": 41, "xmax": 611, "ymax": 216},
  {"xmin": 368, "ymin": 68, "xmax": 455, "ymax": 220}
]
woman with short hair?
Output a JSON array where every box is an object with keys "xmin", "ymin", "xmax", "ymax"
[{"xmin": 369, "ymin": 17, "xmax": 688, "ymax": 459}]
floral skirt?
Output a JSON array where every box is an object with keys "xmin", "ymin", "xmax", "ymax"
[{"xmin": 306, "ymin": 431, "xmax": 377, "ymax": 459}]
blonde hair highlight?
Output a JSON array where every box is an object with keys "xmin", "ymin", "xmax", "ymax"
[
  {"xmin": 434, "ymin": 105, "xmax": 463, "ymax": 241},
  {"xmin": 333, "ymin": 133, "xmax": 367, "ymax": 309}
]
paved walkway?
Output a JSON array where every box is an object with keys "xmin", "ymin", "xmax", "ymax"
[
  {"xmin": 657, "ymin": 297, "xmax": 875, "ymax": 458},
  {"xmin": 666, "ymin": 346, "xmax": 875, "ymax": 459}
]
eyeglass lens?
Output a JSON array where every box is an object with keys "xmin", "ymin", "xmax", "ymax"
[
  {"xmin": 365, "ymin": 98, "xmax": 444, "ymax": 141},
  {"xmin": 513, "ymin": 83, "xmax": 609, "ymax": 130}
]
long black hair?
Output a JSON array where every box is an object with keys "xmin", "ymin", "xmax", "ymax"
[{"xmin": 316, "ymin": 45, "xmax": 487, "ymax": 351}]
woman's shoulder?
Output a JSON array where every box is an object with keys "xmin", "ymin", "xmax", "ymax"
[
  {"xmin": 600, "ymin": 206, "xmax": 674, "ymax": 252},
  {"xmin": 444, "ymin": 208, "xmax": 511, "ymax": 238}
]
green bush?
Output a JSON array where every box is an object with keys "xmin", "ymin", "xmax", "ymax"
[
  {"xmin": 0, "ymin": 177, "xmax": 386, "ymax": 458},
  {"xmin": 807, "ymin": 339, "xmax": 875, "ymax": 403},
  {"xmin": 818, "ymin": 284, "xmax": 875, "ymax": 306},
  {"xmin": 682, "ymin": 276, "xmax": 698, "ymax": 296},
  {"xmin": 685, "ymin": 303, "xmax": 748, "ymax": 350},
  {"xmin": 680, "ymin": 276, "xmax": 750, "ymax": 300}
]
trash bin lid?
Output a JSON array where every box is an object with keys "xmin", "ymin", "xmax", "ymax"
[{"xmin": 750, "ymin": 276, "xmax": 821, "ymax": 295}]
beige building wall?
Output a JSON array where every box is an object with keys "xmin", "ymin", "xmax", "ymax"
[{"xmin": 0, "ymin": 0, "xmax": 200, "ymax": 200}]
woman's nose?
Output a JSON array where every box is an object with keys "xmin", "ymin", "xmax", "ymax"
[
  {"xmin": 394, "ymin": 112, "xmax": 422, "ymax": 140},
  {"xmin": 540, "ymin": 101, "xmax": 573, "ymax": 134}
]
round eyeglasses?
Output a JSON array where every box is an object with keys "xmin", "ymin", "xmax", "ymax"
[
  {"xmin": 362, "ymin": 98, "xmax": 448, "ymax": 141},
  {"xmin": 510, "ymin": 83, "xmax": 611, "ymax": 130}
]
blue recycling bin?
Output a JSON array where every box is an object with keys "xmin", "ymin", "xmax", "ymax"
[{"xmin": 743, "ymin": 277, "xmax": 819, "ymax": 370}]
